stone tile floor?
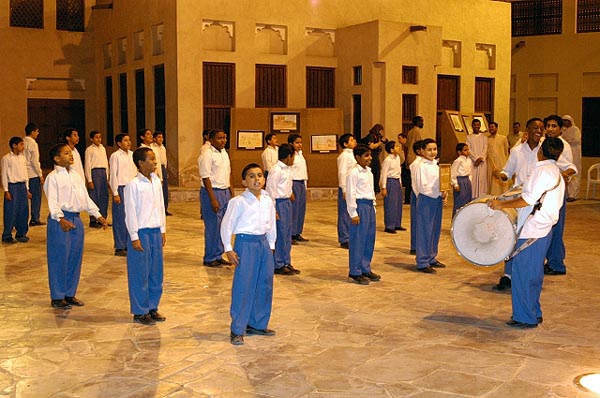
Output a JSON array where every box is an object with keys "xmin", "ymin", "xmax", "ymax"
[{"xmin": 1, "ymin": 198, "xmax": 600, "ymax": 397}]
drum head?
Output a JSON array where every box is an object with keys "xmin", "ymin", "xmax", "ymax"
[{"xmin": 451, "ymin": 200, "xmax": 517, "ymax": 266}]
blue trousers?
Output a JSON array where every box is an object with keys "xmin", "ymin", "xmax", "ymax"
[
  {"xmin": 126, "ymin": 228, "xmax": 164, "ymax": 315},
  {"xmin": 274, "ymin": 198, "xmax": 292, "ymax": 268},
  {"xmin": 410, "ymin": 191, "xmax": 417, "ymax": 251},
  {"xmin": 2, "ymin": 182, "xmax": 29, "ymax": 240},
  {"xmin": 349, "ymin": 199, "xmax": 375, "ymax": 276},
  {"xmin": 545, "ymin": 191, "xmax": 567, "ymax": 272},
  {"xmin": 161, "ymin": 165, "xmax": 169, "ymax": 211},
  {"xmin": 511, "ymin": 235, "xmax": 551, "ymax": 324},
  {"xmin": 337, "ymin": 188, "xmax": 351, "ymax": 244},
  {"xmin": 89, "ymin": 168, "xmax": 109, "ymax": 218},
  {"xmin": 291, "ymin": 180, "xmax": 306, "ymax": 236},
  {"xmin": 29, "ymin": 177, "xmax": 42, "ymax": 223},
  {"xmin": 200, "ymin": 187, "xmax": 231, "ymax": 263},
  {"xmin": 112, "ymin": 185, "xmax": 127, "ymax": 250},
  {"xmin": 383, "ymin": 178, "xmax": 403, "ymax": 230},
  {"xmin": 452, "ymin": 176, "xmax": 472, "ymax": 219},
  {"xmin": 416, "ymin": 195, "xmax": 442, "ymax": 269},
  {"xmin": 230, "ymin": 234, "xmax": 274, "ymax": 335},
  {"xmin": 47, "ymin": 211, "xmax": 84, "ymax": 300}
]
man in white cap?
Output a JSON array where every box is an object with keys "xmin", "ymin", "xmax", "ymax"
[{"xmin": 561, "ymin": 115, "xmax": 581, "ymax": 201}]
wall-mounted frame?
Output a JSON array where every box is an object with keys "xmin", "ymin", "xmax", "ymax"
[
  {"xmin": 271, "ymin": 112, "xmax": 300, "ymax": 133},
  {"xmin": 237, "ymin": 130, "xmax": 264, "ymax": 150},
  {"xmin": 450, "ymin": 113, "xmax": 464, "ymax": 132},
  {"xmin": 310, "ymin": 134, "xmax": 338, "ymax": 153},
  {"xmin": 462, "ymin": 115, "xmax": 473, "ymax": 134}
]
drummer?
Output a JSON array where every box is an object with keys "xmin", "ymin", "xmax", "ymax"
[
  {"xmin": 487, "ymin": 136, "xmax": 564, "ymax": 328},
  {"xmin": 491, "ymin": 117, "xmax": 544, "ymax": 291}
]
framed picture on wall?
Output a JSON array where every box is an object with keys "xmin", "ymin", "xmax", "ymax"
[
  {"xmin": 237, "ymin": 130, "xmax": 264, "ymax": 150},
  {"xmin": 450, "ymin": 113, "xmax": 464, "ymax": 132},
  {"xmin": 271, "ymin": 112, "xmax": 300, "ymax": 133},
  {"xmin": 310, "ymin": 134, "xmax": 338, "ymax": 153},
  {"xmin": 462, "ymin": 115, "xmax": 473, "ymax": 134}
]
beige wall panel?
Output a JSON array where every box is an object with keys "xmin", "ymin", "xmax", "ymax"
[
  {"xmin": 582, "ymin": 73, "xmax": 600, "ymax": 96},
  {"xmin": 528, "ymin": 74, "xmax": 559, "ymax": 93},
  {"xmin": 528, "ymin": 98, "xmax": 558, "ymax": 118}
]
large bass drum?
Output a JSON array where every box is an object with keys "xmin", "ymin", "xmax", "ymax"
[{"xmin": 451, "ymin": 195, "xmax": 518, "ymax": 266}]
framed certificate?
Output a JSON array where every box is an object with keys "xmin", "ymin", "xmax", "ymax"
[
  {"xmin": 310, "ymin": 134, "xmax": 338, "ymax": 153},
  {"xmin": 237, "ymin": 130, "xmax": 264, "ymax": 150},
  {"xmin": 271, "ymin": 112, "xmax": 300, "ymax": 133}
]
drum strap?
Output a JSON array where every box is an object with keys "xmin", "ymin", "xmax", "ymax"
[{"xmin": 505, "ymin": 176, "xmax": 562, "ymax": 261}]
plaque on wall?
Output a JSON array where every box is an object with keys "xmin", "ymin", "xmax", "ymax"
[
  {"xmin": 310, "ymin": 134, "xmax": 338, "ymax": 153},
  {"xmin": 271, "ymin": 112, "xmax": 300, "ymax": 133},
  {"xmin": 237, "ymin": 130, "xmax": 264, "ymax": 150}
]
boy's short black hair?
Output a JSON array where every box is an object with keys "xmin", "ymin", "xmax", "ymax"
[
  {"xmin": 115, "ymin": 133, "xmax": 129, "ymax": 144},
  {"xmin": 489, "ymin": 122, "xmax": 498, "ymax": 128},
  {"xmin": 384, "ymin": 140, "xmax": 396, "ymax": 154},
  {"xmin": 49, "ymin": 143, "xmax": 69, "ymax": 164},
  {"xmin": 153, "ymin": 130, "xmax": 164, "ymax": 139},
  {"xmin": 544, "ymin": 115, "xmax": 563, "ymax": 128},
  {"xmin": 541, "ymin": 137, "xmax": 564, "ymax": 161},
  {"xmin": 288, "ymin": 133, "xmax": 302, "ymax": 144},
  {"xmin": 526, "ymin": 117, "xmax": 543, "ymax": 128},
  {"xmin": 456, "ymin": 143, "xmax": 467, "ymax": 152},
  {"xmin": 89, "ymin": 130, "xmax": 101, "ymax": 139},
  {"xmin": 242, "ymin": 163, "xmax": 263, "ymax": 179},
  {"xmin": 422, "ymin": 138, "xmax": 436, "ymax": 147},
  {"xmin": 353, "ymin": 143, "xmax": 371, "ymax": 157},
  {"xmin": 9, "ymin": 136, "xmax": 23, "ymax": 149},
  {"xmin": 202, "ymin": 129, "xmax": 211, "ymax": 140},
  {"xmin": 209, "ymin": 129, "xmax": 226, "ymax": 139},
  {"xmin": 132, "ymin": 147, "xmax": 153, "ymax": 169},
  {"xmin": 278, "ymin": 143, "xmax": 295, "ymax": 160},
  {"xmin": 265, "ymin": 133, "xmax": 276, "ymax": 144},
  {"xmin": 471, "ymin": 119, "xmax": 481, "ymax": 127},
  {"xmin": 25, "ymin": 123, "xmax": 38, "ymax": 136},
  {"xmin": 413, "ymin": 140, "xmax": 423, "ymax": 155},
  {"xmin": 412, "ymin": 116, "xmax": 423, "ymax": 125},
  {"xmin": 338, "ymin": 133, "xmax": 353, "ymax": 148},
  {"xmin": 62, "ymin": 128, "xmax": 77, "ymax": 140}
]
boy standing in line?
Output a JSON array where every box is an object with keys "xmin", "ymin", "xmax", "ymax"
[
  {"xmin": 261, "ymin": 133, "xmax": 279, "ymax": 178},
  {"xmin": 336, "ymin": 133, "xmax": 357, "ymax": 249},
  {"xmin": 152, "ymin": 131, "xmax": 171, "ymax": 216},
  {"xmin": 84, "ymin": 131, "xmax": 110, "ymax": 228},
  {"xmin": 288, "ymin": 134, "xmax": 309, "ymax": 244},
  {"xmin": 2, "ymin": 137, "xmax": 31, "ymax": 243},
  {"xmin": 24, "ymin": 123, "xmax": 45, "ymax": 226},
  {"xmin": 124, "ymin": 147, "xmax": 167, "ymax": 325},
  {"xmin": 450, "ymin": 143, "xmax": 473, "ymax": 218},
  {"xmin": 63, "ymin": 128, "xmax": 85, "ymax": 183},
  {"xmin": 44, "ymin": 143, "xmax": 107, "ymax": 309},
  {"xmin": 109, "ymin": 133, "xmax": 137, "ymax": 256},
  {"xmin": 380, "ymin": 140, "xmax": 405, "ymax": 233},
  {"xmin": 221, "ymin": 163, "xmax": 277, "ymax": 345},
  {"xmin": 346, "ymin": 144, "xmax": 381, "ymax": 285},
  {"xmin": 414, "ymin": 138, "xmax": 447, "ymax": 274},
  {"xmin": 266, "ymin": 143, "xmax": 299, "ymax": 276},
  {"xmin": 199, "ymin": 129, "xmax": 233, "ymax": 267},
  {"xmin": 408, "ymin": 140, "xmax": 424, "ymax": 255}
]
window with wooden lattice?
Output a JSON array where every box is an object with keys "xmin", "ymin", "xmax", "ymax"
[
  {"xmin": 10, "ymin": 0, "xmax": 44, "ymax": 29},
  {"xmin": 402, "ymin": 66, "xmax": 418, "ymax": 85},
  {"xmin": 511, "ymin": 0, "xmax": 562, "ymax": 37},
  {"xmin": 56, "ymin": 0, "xmax": 84, "ymax": 32},
  {"xmin": 577, "ymin": 0, "xmax": 600, "ymax": 33}
]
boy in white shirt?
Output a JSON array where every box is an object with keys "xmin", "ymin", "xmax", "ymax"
[
  {"xmin": 63, "ymin": 128, "xmax": 85, "ymax": 182},
  {"xmin": 44, "ymin": 143, "xmax": 107, "ymax": 309},
  {"xmin": 450, "ymin": 143, "xmax": 473, "ymax": 218},
  {"xmin": 124, "ymin": 147, "xmax": 167, "ymax": 326},
  {"xmin": 152, "ymin": 131, "xmax": 171, "ymax": 216},
  {"xmin": 261, "ymin": 133, "xmax": 279, "ymax": 178},
  {"xmin": 337, "ymin": 134, "xmax": 357, "ymax": 249},
  {"xmin": 288, "ymin": 134, "xmax": 309, "ymax": 243},
  {"xmin": 380, "ymin": 140, "xmax": 405, "ymax": 233},
  {"xmin": 221, "ymin": 163, "xmax": 277, "ymax": 345},
  {"xmin": 2, "ymin": 137, "xmax": 31, "ymax": 243},
  {"xmin": 24, "ymin": 123, "xmax": 45, "ymax": 226},
  {"xmin": 408, "ymin": 140, "xmax": 424, "ymax": 255},
  {"xmin": 84, "ymin": 130, "xmax": 110, "ymax": 228}
]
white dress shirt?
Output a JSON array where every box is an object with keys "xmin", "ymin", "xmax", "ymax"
[
  {"xmin": 140, "ymin": 143, "xmax": 162, "ymax": 181},
  {"xmin": 518, "ymin": 159, "xmax": 564, "ymax": 239},
  {"xmin": 337, "ymin": 148, "xmax": 356, "ymax": 192},
  {"xmin": 346, "ymin": 164, "xmax": 376, "ymax": 218},
  {"xmin": 265, "ymin": 160, "xmax": 293, "ymax": 199},
  {"xmin": 380, "ymin": 153, "xmax": 401, "ymax": 189},
  {"xmin": 450, "ymin": 155, "xmax": 473, "ymax": 187},
  {"xmin": 199, "ymin": 145, "xmax": 231, "ymax": 189},
  {"xmin": 1, "ymin": 152, "xmax": 29, "ymax": 191},
  {"xmin": 109, "ymin": 149, "xmax": 137, "ymax": 195},
  {"xmin": 290, "ymin": 150, "xmax": 308, "ymax": 182},
  {"xmin": 261, "ymin": 146, "xmax": 278, "ymax": 173},
  {"xmin": 23, "ymin": 136, "xmax": 42, "ymax": 179},
  {"xmin": 414, "ymin": 158, "xmax": 441, "ymax": 199},
  {"xmin": 220, "ymin": 189, "xmax": 277, "ymax": 252},
  {"xmin": 124, "ymin": 172, "xmax": 166, "ymax": 241},
  {"xmin": 84, "ymin": 144, "xmax": 109, "ymax": 183},
  {"xmin": 43, "ymin": 165, "xmax": 101, "ymax": 221},
  {"xmin": 152, "ymin": 142, "xmax": 168, "ymax": 167},
  {"xmin": 554, "ymin": 137, "xmax": 577, "ymax": 175},
  {"xmin": 71, "ymin": 147, "xmax": 85, "ymax": 183},
  {"xmin": 501, "ymin": 141, "xmax": 540, "ymax": 187},
  {"xmin": 409, "ymin": 157, "xmax": 423, "ymax": 195},
  {"xmin": 197, "ymin": 142, "xmax": 212, "ymax": 188}
]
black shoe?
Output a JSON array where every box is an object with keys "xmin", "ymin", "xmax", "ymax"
[
  {"xmin": 51, "ymin": 299, "xmax": 72, "ymax": 309},
  {"xmin": 65, "ymin": 296, "xmax": 84, "ymax": 306},
  {"xmin": 15, "ymin": 236, "xmax": 29, "ymax": 243},
  {"xmin": 29, "ymin": 220, "xmax": 46, "ymax": 226},
  {"xmin": 430, "ymin": 261, "xmax": 446, "ymax": 268},
  {"xmin": 165, "ymin": 211, "xmax": 173, "ymax": 216},
  {"xmin": 286, "ymin": 264, "xmax": 301, "ymax": 274},
  {"xmin": 384, "ymin": 228, "xmax": 397, "ymax": 234},
  {"xmin": 362, "ymin": 271, "xmax": 381, "ymax": 281},
  {"xmin": 203, "ymin": 260, "xmax": 222, "ymax": 267},
  {"xmin": 409, "ymin": 249, "xmax": 416, "ymax": 255},
  {"xmin": 291, "ymin": 239, "xmax": 299, "ymax": 245},
  {"xmin": 230, "ymin": 332, "xmax": 244, "ymax": 345},
  {"xmin": 493, "ymin": 276, "xmax": 512, "ymax": 291},
  {"xmin": 395, "ymin": 226, "xmax": 407, "ymax": 231},
  {"xmin": 544, "ymin": 266, "xmax": 566, "ymax": 275},
  {"xmin": 566, "ymin": 197, "xmax": 577, "ymax": 202},
  {"xmin": 217, "ymin": 258, "xmax": 232, "ymax": 266},
  {"xmin": 133, "ymin": 314, "xmax": 156, "ymax": 325},
  {"xmin": 89, "ymin": 221, "xmax": 102, "ymax": 228},
  {"xmin": 340, "ymin": 242, "xmax": 349, "ymax": 249},
  {"xmin": 114, "ymin": 249, "xmax": 127, "ymax": 257},
  {"xmin": 506, "ymin": 319, "xmax": 538, "ymax": 329},
  {"xmin": 274, "ymin": 266, "xmax": 294, "ymax": 275},
  {"xmin": 246, "ymin": 325, "xmax": 276, "ymax": 336},
  {"xmin": 417, "ymin": 266, "xmax": 437, "ymax": 274},
  {"xmin": 2, "ymin": 238, "xmax": 17, "ymax": 244},
  {"xmin": 294, "ymin": 234, "xmax": 309, "ymax": 242},
  {"xmin": 537, "ymin": 317, "xmax": 543, "ymax": 324},
  {"xmin": 349, "ymin": 274, "xmax": 370, "ymax": 285},
  {"xmin": 149, "ymin": 309, "xmax": 166, "ymax": 322}
]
